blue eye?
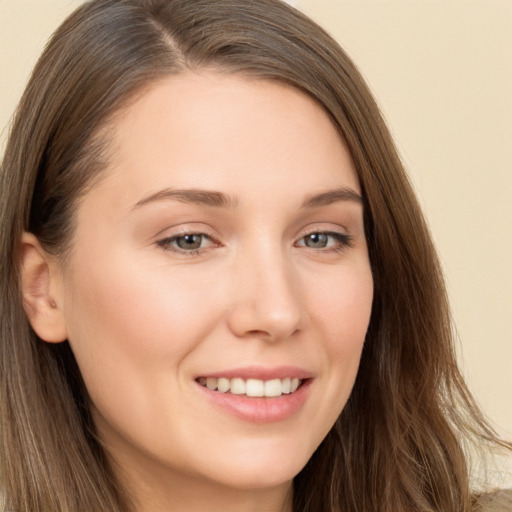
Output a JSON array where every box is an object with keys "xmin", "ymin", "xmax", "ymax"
[{"xmin": 297, "ymin": 231, "xmax": 353, "ymax": 250}]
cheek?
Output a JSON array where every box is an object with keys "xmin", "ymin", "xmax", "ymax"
[
  {"xmin": 61, "ymin": 251, "xmax": 229, "ymax": 454},
  {"xmin": 308, "ymin": 263, "xmax": 373, "ymax": 399},
  {"xmin": 67, "ymin": 253, "xmax": 214, "ymax": 350},
  {"xmin": 62, "ymin": 250, "xmax": 224, "ymax": 406},
  {"xmin": 311, "ymin": 263, "xmax": 373, "ymax": 350},
  {"xmin": 283, "ymin": 262, "xmax": 373, "ymax": 449}
]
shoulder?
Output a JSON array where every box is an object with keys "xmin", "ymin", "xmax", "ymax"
[{"xmin": 473, "ymin": 489, "xmax": 512, "ymax": 511}]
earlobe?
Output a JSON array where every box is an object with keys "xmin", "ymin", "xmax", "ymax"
[{"xmin": 19, "ymin": 233, "xmax": 68, "ymax": 343}]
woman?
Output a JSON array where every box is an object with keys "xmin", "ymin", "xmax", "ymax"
[{"xmin": 0, "ymin": 0, "xmax": 509, "ymax": 511}]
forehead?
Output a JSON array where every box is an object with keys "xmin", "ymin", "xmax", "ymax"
[{"xmin": 88, "ymin": 71, "xmax": 359, "ymax": 211}]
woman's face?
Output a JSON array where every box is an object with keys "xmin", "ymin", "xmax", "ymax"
[{"xmin": 53, "ymin": 73, "xmax": 373, "ymax": 498}]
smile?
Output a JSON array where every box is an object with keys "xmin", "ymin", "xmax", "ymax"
[{"xmin": 197, "ymin": 377, "xmax": 302, "ymax": 397}]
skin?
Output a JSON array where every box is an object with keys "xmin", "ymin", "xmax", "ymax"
[{"xmin": 22, "ymin": 72, "xmax": 373, "ymax": 512}]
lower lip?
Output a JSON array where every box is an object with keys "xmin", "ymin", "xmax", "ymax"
[{"xmin": 196, "ymin": 379, "xmax": 312, "ymax": 423}]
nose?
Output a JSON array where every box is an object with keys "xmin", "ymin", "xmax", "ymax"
[{"xmin": 226, "ymin": 247, "xmax": 309, "ymax": 342}]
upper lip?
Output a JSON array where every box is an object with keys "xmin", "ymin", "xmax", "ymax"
[{"xmin": 197, "ymin": 366, "xmax": 314, "ymax": 381}]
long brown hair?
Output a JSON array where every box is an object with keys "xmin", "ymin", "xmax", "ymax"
[{"xmin": 0, "ymin": 1, "xmax": 509, "ymax": 511}]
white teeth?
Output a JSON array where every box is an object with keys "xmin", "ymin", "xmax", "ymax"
[
  {"xmin": 264, "ymin": 378, "xmax": 283, "ymax": 397},
  {"xmin": 217, "ymin": 377, "xmax": 230, "ymax": 393},
  {"xmin": 246, "ymin": 379, "xmax": 264, "ymax": 397},
  {"xmin": 230, "ymin": 378, "xmax": 246, "ymax": 395},
  {"xmin": 198, "ymin": 376, "xmax": 304, "ymax": 397}
]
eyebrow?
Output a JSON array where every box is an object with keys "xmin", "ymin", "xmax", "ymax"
[
  {"xmin": 133, "ymin": 188, "xmax": 238, "ymax": 209},
  {"xmin": 300, "ymin": 187, "xmax": 364, "ymax": 208},
  {"xmin": 133, "ymin": 186, "xmax": 363, "ymax": 210}
]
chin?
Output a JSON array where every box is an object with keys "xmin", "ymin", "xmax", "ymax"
[
  {"xmin": 212, "ymin": 463, "xmax": 302, "ymax": 491},
  {"xmin": 195, "ymin": 438, "xmax": 314, "ymax": 490}
]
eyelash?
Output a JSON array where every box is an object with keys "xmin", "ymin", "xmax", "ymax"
[
  {"xmin": 296, "ymin": 231, "xmax": 354, "ymax": 252},
  {"xmin": 156, "ymin": 231, "xmax": 218, "ymax": 256},
  {"xmin": 156, "ymin": 230, "xmax": 354, "ymax": 256}
]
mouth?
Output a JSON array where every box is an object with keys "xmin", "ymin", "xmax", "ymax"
[
  {"xmin": 195, "ymin": 369, "xmax": 313, "ymax": 423},
  {"xmin": 196, "ymin": 376, "xmax": 304, "ymax": 398}
]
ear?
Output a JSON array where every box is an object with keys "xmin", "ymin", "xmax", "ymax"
[{"xmin": 19, "ymin": 232, "xmax": 68, "ymax": 343}]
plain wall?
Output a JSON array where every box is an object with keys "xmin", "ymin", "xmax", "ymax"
[{"xmin": 1, "ymin": 0, "xmax": 511, "ymax": 478}]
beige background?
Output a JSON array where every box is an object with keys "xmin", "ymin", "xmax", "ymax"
[{"xmin": 1, "ymin": 0, "xmax": 511, "ymax": 477}]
